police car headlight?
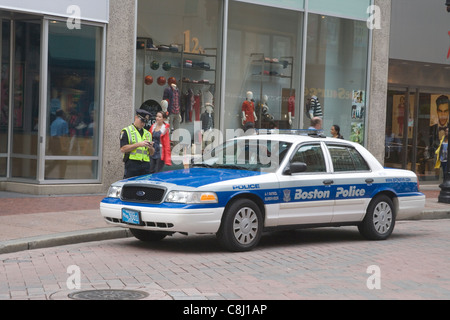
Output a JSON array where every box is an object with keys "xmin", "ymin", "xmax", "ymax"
[
  {"xmin": 107, "ymin": 186, "xmax": 122, "ymax": 198},
  {"xmin": 165, "ymin": 191, "xmax": 218, "ymax": 204}
]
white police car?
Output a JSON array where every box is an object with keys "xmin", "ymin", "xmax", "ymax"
[{"xmin": 100, "ymin": 131, "xmax": 425, "ymax": 252}]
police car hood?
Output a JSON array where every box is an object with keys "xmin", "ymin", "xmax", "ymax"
[{"xmin": 120, "ymin": 168, "xmax": 267, "ymax": 189}]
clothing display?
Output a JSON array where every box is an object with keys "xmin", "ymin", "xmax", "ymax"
[
  {"xmin": 309, "ymin": 95, "xmax": 323, "ymax": 118},
  {"xmin": 288, "ymin": 95, "xmax": 295, "ymax": 117},
  {"xmin": 242, "ymin": 99, "xmax": 255, "ymax": 125},
  {"xmin": 163, "ymin": 84, "xmax": 180, "ymax": 115},
  {"xmin": 201, "ymin": 105, "xmax": 214, "ymax": 131}
]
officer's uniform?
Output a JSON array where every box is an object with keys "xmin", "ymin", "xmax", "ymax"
[{"xmin": 120, "ymin": 109, "xmax": 153, "ymax": 179}]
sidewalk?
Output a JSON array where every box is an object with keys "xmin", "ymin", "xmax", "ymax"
[{"xmin": 0, "ymin": 187, "xmax": 449, "ymax": 254}]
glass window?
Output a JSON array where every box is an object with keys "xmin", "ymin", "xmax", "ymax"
[
  {"xmin": 226, "ymin": 1, "xmax": 303, "ymax": 131},
  {"xmin": 291, "ymin": 144, "xmax": 326, "ymax": 172},
  {"xmin": 304, "ymin": 14, "xmax": 369, "ymax": 145},
  {"xmin": 11, "ymin": 20, "xmax": 41, "ymax": 180},
  {"xmin": 136, "ymin": 0, "xmax": 222, "ymax": 146},
  {"xmin": 196, "ymin": 138, "xmax": 291, "ymax": 173},
  {"xmin": 0, "ymin": 20, "xmax": 11, "ymax": 178},
  {"xmin": 45, "ymin": 21, "xmax": 103, "ymax": 180},
  {"xmin": 328, "ymin": 145, "xmax": 369, "ymax": 172}
]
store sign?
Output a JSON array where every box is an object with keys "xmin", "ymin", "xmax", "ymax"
[{"xmin": 0, "ymin": 0, "xmax": 109, "ymax": 23}]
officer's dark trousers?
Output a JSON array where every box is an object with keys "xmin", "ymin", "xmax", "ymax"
[{"xmin": 123, "ymin": 160, "xmax": 150, "ymax": 179}]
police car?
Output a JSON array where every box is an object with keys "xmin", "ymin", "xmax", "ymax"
[{"xmin": 100, "ymin": 130, "xmax": 425, "ymax": 252}]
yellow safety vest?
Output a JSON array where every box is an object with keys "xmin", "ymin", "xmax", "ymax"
[{"xmin": 123, "ymin": 125, "xmax": 152, "ymax": 162}]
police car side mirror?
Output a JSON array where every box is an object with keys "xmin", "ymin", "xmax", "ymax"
[{"xmin": 283, "ymin": 162, "xmax": 307, "ymax": 175}]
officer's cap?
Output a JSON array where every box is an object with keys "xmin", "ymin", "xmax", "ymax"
[{"xmin": 136, "ymin": 109, "xmax": 151, "ymax": 122}]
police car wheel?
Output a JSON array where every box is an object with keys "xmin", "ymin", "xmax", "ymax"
[
  {"xmin": 217, "ymin": 199, "xmax": 263, "ymax": 252},
  {"xmin": 358, "ymin": 195, "xmax": 395, "ymax": 240},
  {"xmin": 129, "ymin": 228, "xmax": 167, "ymax": 242}
]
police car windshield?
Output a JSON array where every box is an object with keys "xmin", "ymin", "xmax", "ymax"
[{"xmin": 194, "ymin": 139, "xmax": 292, "ymax": 173}]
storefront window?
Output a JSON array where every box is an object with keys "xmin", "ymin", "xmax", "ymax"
[
  {"xmin": 11, "ymin": 20, "xmax": 41, "ymax": 180},
  {"xmin": 136, "ymin": 0, "xmax": 222, "ymax": 150},
  {"xmin": 387, "ymin": 60, "xmax": 450, "ymax": 183},
  {"xmin": 225, "ymin": 1, "xmax": 303, "ymax": 132},
  {"xmin": 45, "ymin": 21, "xmax": 103, "ymax": 180},
  {"xmin": 385, "ymin": 88, "xmax": 450, "ymax": 183},
  {"xmin": 304, "ymin": 14, "xmax": 369, "ymax": 143}
]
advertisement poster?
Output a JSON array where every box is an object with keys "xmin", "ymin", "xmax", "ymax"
[
  {"xmin": 351, "ymin": 90, "xmax": 365, "ymax": 119},
  {"xmin": 392, "ymin": 94, "xmax": 414, "ymax": 139},
  {"xmin": 429, "ymin": 94, "xmax": 450, "ymax": 152},
  {"xmin": 350, "ymin": 90, "xmax": 365, "ymax": 144},
  {"xmin": 350, "ymin": 122, "xmax": 364, "ymax": 144}
]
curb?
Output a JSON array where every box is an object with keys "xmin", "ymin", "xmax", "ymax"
[
  {"xmin": 1, "ymin": 210, "xmax": 450, "ymax": 255},
  {"xmin": 406, "ymin": 210, "xmax": 450, "ymax": 221},
  {"xmin": 0, "ymin": 227, "xmax": 131, "ymax": 255}
]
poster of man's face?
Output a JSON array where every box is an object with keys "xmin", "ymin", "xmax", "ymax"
[
  {"xmin": 430, "ymin": 94, "xmax": 449, "ymax": 127},
  {"xmin": 429, "ymin": 94, "xmax": 450, "ymax": 150}
]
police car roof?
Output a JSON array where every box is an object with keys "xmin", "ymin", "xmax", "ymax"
[{"xmin": 234, "ymin": 132, "xmax": 384, "ymax": 170}]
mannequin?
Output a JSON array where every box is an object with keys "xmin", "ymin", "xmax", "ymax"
[
  {"xmin": 201, "ymin": 103, "xmax": 215, "ymax": 149},
  {"xmin": 309, "ymin": 95, "xmax": 323, "ymax": 119},
  {"xmin": 163, "ymin": 78, "xmax": 181, "ymax": 139},
  {"xmin": 160, "ymin": 100, "xmax": 169, "ymax": 121},
  {"xmin": 201, "ymin": 103, "xmax": 214, "ymax": 132},
  {"xmin": 260, "ymin": 95, "xmax": 276, "ymax": 128},
  {"xmin": 241, "ymin": 91, "xmax": 257, "ymax": 127}
]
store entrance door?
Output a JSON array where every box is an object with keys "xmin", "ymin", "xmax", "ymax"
[{"xmin": 1, "ymin": 16, "xmax": 41, "ymax": 181}]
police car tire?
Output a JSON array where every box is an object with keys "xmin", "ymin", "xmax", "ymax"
[
  {"xmin": 129, "ymin": 228, "xmax": 167, "ymax": 242},
  {"xmin": 358, "ymin": 195, "xmax": 395, "ymax": 240},
  {"xmin": 217, "ymin": 199, "xmax": 263, "ymax": 252}
]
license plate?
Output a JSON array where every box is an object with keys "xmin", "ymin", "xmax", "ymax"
[{"xmin": 122, "ymin": 208, "xmax": 142, "ymax": 225}]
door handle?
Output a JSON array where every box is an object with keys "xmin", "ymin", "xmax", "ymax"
[
  {"xmin": 365, "ymin": 178, "xmax": 374, "ymax": 184},
  {"xmin": 323, "ymin": 179, "xmax": 334, "ymax": 185}
]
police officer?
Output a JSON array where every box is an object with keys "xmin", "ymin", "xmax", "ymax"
[{"xmin": 120, "ymin": 109, "xmax": 155, "ymax": 179}]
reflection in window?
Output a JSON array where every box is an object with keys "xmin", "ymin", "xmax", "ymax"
[
  {"xmin": 45, "ymin": 21, "xmax": 102, "ymax": 180},
  {"xmin": 226, "ymin": 2, "xmax": 303, "ymax": 131},
  {"xmin": 305, "ymin": 14, "xmax": 369, "ymax": 144},
  {"xmin": 328, "ymin": 145, "xmax": 369, "ymax": 172},
  {"xmin": 292, "ymin": 144, "xmax": 326, "ymax": 172}
]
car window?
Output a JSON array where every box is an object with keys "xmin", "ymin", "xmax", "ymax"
[
  {"xmin": 327, "ymin": 145, "xmax": 370, "ymax": 172},
  {"xmin": 291, "ymin": 144, "xmax": 326, "ymax": 172},
  {"xmin": 199, "ymin": 139, "xmax": 292, "ymax": 173}
]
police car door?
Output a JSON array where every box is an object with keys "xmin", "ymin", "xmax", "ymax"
[
  {"xmin": 325, "ymin": 143, "xmax": 373, "ymax": 223},
  {"xmin": 277, "ymin": 142, "xmax": 334, "ymax": 225}
]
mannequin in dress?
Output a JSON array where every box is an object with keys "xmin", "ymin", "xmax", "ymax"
[{"xmin": 241, "ymin": 91, "xmax": 257, "ymax": 127}]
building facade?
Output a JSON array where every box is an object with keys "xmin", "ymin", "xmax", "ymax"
[
  {"xmin": 386, "ymin": 0, "xmax": 450, "ymax": 184},
  {"xmin": 0, "ymin": 0, "xmax": 392, "ymax": 195}
]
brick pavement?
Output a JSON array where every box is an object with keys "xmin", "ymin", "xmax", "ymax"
[
  {"xmin": 0, "ymin": 219, "xmax": 449, "ymax": 300},
  {"xmin": 0, "ymin": 189, "xmax": 449, "ymax": 253}
]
